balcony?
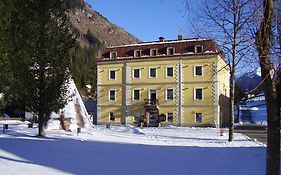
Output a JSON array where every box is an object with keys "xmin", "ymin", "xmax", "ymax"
[{"xmin": 144, "ymin": 99, "xmax": 159, "ymax": 111}]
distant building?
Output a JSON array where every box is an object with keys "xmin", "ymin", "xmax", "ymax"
[
  {"xmin": 97, "ymin": 36, "xmax": 230, "ymax": 127},
  {"xmin": 238, "ymin": 94, "xmax": 266, "ymax": 124}
]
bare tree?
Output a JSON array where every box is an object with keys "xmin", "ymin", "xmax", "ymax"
[
  {"xmin": 255, "ymin": 0, "xmax": 280, "ymax": 174},
  {"xmin": 189, "ymin": 0, "xmax": 255, "ymax": 141}
]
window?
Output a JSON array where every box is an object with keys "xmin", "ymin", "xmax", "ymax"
[
  {"xmin": 133, "ymin": 68, "xmax": 140, "ymax": 79},
  {"xmin": 194, "ymin": 88, "xmax": 203, "ymax": 100},
  {"xmin": 195, "ymin": 113, "xmax": 202, "ymax": 123},
  {"xmin": 150, "ymin": 48, "xmax": 157, "ymax": 56},
  {"xmin": 166, "ymin": 89, "xmax": 174, "ymax": 100},
  {"xmin": 149, "ymin": 68, "xmax": 156, "ymax": 78},
  {"xmin": 109, "ymin": 90, "xmax": 116, "ymax": 101},
  {"xmin": 109, "ymin": 70, "xmax": 116, "ymax": 79},
  {"xmin": 110, "ymin": 52, "xmax": 117, "ymax": 59},
  {"xmin": 134, "ymin": 50, "xmax": 141, "ymax": 57},
  {"xmin": 195, "ymin": 45, "xmax": 203, "ymax": 53},
  {"xmin": 149, "ymin": 89, "xmax": 157, "ymax": 100},
  {"xmin": 194, "ymin": 65, "xmax": 203, "ymax": 76},
  {"xmin": 167, "ymin": 113, "xmax": 173, "ymax": 122},
  {"xmin": 133, "ymin": 89, "xmax": 140, "ymax": 101},
  {"xmin": 166, "ymin": 67, "xmax": 174, "ymax": 77},
  {"xmin": 109, "ymin": 112, "xmax": 115, "ymax": 121},
  {"xmin": 186, "ymin": 46, "xmax": 195, "ymax": 53},
  {"xmin": 167, "ymin": 47, "xmax": 174, "ymax": 55}
]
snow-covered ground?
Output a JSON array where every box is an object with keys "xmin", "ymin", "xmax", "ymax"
[{"xmin": 0, "ymin": 124, "xmax": 266, "ymax": 175}]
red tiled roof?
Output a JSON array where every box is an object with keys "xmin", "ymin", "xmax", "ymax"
[{"xmin": 98, "ymin": 38, "xmax": 222, "ymax": 62}]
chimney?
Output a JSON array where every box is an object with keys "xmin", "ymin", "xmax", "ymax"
[
  {"xmin": 178, "ymin": 35, "xmax": 183, "ymax": 40},
  {"xmin": 159, "ymin": 36, "xmax": 165, "ymax": 42}
]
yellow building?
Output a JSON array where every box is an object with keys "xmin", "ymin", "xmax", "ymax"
[{"xmin": 97, "ymin": 36, "xmax": 230, "ymax": 127}]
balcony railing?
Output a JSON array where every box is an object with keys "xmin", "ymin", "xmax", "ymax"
[{"xmin": 144, "ymin": 99, "xmax": 159, "ymax": 110}]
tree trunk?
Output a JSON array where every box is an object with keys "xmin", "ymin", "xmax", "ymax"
[
  {"xmin": 255, "ymin": 0, "xmax": 280, "ymax": 174},
  {"xmin": 38, "ymin": 112, "xmax": 45, "ymax": 137},
  {"xmin": 228, "ymin": 0, "xmax": 237, "ymax": 142},
  {"xmin": 228, "ymin": 70, "xmax": 235, "ymax": 142},
  {"xmin": 261, "ymin": 64, "xmax": 280, "ymax": 175}
]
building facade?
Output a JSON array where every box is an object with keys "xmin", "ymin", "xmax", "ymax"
[{"xmin": 97, "ymin": 36, "xmax": 230, "ymax": 127}]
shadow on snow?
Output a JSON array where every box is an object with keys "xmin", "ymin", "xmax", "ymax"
[{"xmin": 0, "ymin": 134, "xmax": 266, "ymax": 175}]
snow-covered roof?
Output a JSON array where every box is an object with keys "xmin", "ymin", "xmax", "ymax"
[
  {"xmin": 107, "ymin": 38, "xmax": 212, "ymax": 48},
  {"xmin": 99, "ymin": 37, "xmax": 221, "ymax": 61}
]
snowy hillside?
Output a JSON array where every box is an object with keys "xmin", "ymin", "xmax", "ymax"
[
  {"xmin": 0, "ymin": 124, "xmax": 266, "ymax": 175},
  {"xmin": 237, "ymin": 68, "xmax": 262, "ymax": 94}
]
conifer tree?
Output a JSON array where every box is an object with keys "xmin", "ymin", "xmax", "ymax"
[{"xmin": 0, "ymin": 0, "xmax": 75, "ymax": 136}]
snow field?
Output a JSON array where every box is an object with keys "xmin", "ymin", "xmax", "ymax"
[{"xmin": 0, "ymin": 124, "xmax": 266, "ymax": 175}]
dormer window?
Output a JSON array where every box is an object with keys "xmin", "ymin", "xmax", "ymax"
[
  {"xmin": 186, "ymin": 46, "xmax": 195, "ymax": 53},
  {"xmin": 110, "ymin": 52, "xmax": 117, "ymax": 59},
  {"xmin": 195, "ymin": 45, "xmax": 203, "ymax": 53},
  {"xmin": 150, "ymin": 48, "xmax": 157, "ymax": 56},
  {"xmin": 167, "ymin": 47, "xmax": 174, "ymax": 55},
  {"xmin": 134, "ymin": 50, "xmax": 141, "ymax": 57}
]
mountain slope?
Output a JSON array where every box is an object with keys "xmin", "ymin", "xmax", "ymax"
[
  {"xmin": 65, "ymin": 0, "xmax": 140, "ymax": 99},
  {"xmin": 68, "ymin": 1, "xmax": 140, "ymax": 47},
  {"xmin": 237, "ymin": 68, "xmax": 262, "ymax": 95}
]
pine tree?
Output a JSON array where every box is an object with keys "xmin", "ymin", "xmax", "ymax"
[
  {"xmin": 0, "ymin": 1, "xmax": 13, "ymax": 94},
  {"xmin": 1, "ymin": 0, "xmax": 76, "ymax": 137}
]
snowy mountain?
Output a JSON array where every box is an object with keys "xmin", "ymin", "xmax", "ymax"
[{"xmin": 237, "ymin": 68, "xmax": 262, "ymax": 94}]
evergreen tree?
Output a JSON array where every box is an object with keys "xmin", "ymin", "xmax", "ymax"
[
  {"xmin": 69, "ymin": 32, "xmax": 101, "ymax": 100},
  {"xmin": 1, "ymin": 0, "xmax": 75, "ymax": 137},
  {"xmin": 0, "ymin": 1, "xmax": 13, "ymax": 94}
]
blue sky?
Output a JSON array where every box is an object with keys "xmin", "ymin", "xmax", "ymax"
[
  {"xmin": 86, "ymin": 0, "xmax": 193, "ymax": 42},
  {"xmin": 85, "ymin": 0, "xmax": 260, "ymax": 74}
]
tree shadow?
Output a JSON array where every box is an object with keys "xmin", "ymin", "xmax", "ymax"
[{"xmin": 0, "ymin": 135, "xmax": 266, "ymax": 175}]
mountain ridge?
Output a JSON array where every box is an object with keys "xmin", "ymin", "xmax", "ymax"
[
  {"xmin": 67, "ymin": 1, "xmax": 141, "ymax": 48},
  {"xmin": 65, "ymin": 0, "xmax": 141, "ymax": 99},
  {"xmin": 237, "ymin": 68, "xmax": 262, "ymax": 95}
]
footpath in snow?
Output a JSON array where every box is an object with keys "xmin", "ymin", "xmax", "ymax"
[{"xmin": 0, "ymin": 124, "xmax": 266, "ymax": 175}]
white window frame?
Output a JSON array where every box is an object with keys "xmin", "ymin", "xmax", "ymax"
[
  {"xmin": 166, "ymin": 47, "xmax": 174, "ymax": 55},
  {"xmin": 109, "ymin": 89, "xmax": 116, "ymax": 101},
  {"xmin": 166, "ymin": 88, "xmax": 174, "ymax": 100},
  {"xmin": 109, "ymin": 69, "xmax": 116, "ymax": 80},
  {"xmin": 132, "ymin": 68, "xmax": 141, "ymax": 79},
  {"xmin": 195, "ymin": 45, "xmax": 203, "ymax": 53},
  {"xmin": 134, "ymin": 50, "xmax": 141, "ymax": 57},
  {"xmin": 166, "ymin": 112, "xmax": 173, "ymax": 122},
  {"xmin": 149, "ymin": 67, "xmax": 157, "ymax": 78},
  {"xmin": 110, "ymin": 51, "xmax": 117, "ymax": 59},
  {"xmin": 109, "ymin": 112, "xmax": 115, "ymax": 121},
  {"xmin": 150, "ymin": 48, "xmax": 157, "ymax": 56},
  {"xmin": 194, "ymin": 88, "xmax": 203, "ymax": 100},
  {"xmin": 194, "ymin": 65, "xmax": 203, "ymax": 77},
  {"xmin": 166, "ymin": 67, "xmax": 174, "ymax": 77},
  {"xmin": 195, "ymin": 113, "xmax": 202, "ymax": 123},
  {"xmin": 132, "ymin": 89, "xmax": 141, "ymax": 101},
  {"xmin": 148, "ymin": 89, "xmax": 157, "ymax": 99}
]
